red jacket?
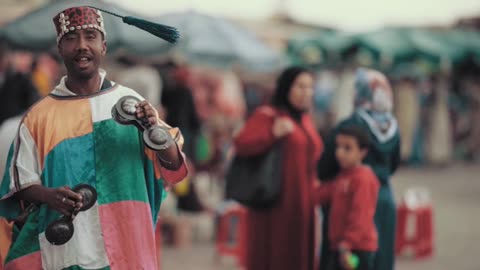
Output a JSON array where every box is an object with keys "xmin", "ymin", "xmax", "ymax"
[{"xmin": 314, "ymin": 165, "xmax": 380, "ymax": 251}]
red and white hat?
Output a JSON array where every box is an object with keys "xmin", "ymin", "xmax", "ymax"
[{"xmin": 53, "ymin": 6, "xmax": 106, "ymax": 43}]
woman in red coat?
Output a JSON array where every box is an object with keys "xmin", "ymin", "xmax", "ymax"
[{"xmin": 234, "ymin": 67, "xmax": 323, "ymax": 270}]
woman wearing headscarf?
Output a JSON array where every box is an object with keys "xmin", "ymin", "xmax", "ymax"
[
  {"xmin": 317, "ymin": 68, "xmax": 400, "ymax": 270},
  {"xmin": 234, "ymin": 66, "xmax": 323, "ymax": 270}
]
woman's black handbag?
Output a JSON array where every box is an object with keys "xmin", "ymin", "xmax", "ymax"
[{"xmin": 225, "ymin": 143, "xmax": 282, "ymax": 210}]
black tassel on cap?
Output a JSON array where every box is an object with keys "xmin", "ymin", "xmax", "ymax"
[{"xmin": 89, "ymin": 6, "xmax": 180, "ymax": 43}]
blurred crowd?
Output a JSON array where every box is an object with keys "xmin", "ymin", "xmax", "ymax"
[
  {"xmin": 0, "ymin": 1, "xmax": 479, "ymax": 270},
  {"xmin": 2, "ymin": 45, "xmax": 479, "ymax": 173},
  {"xmin": 0, "ymin": 29, "xmax": 479, "ymax": 269}
]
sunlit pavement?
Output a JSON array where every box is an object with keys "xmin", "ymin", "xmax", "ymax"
[{"xmin": 161, "ymin": 163, "xmax": 480, "ymax": 270}]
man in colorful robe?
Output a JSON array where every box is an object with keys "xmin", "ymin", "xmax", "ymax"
[{"xmin": 0, "ymin": 6, "xmax": 188, "ymax": 270}]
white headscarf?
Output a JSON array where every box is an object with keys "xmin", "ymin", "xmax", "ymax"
[{"xmin": 354, "ymin": 68, "xmax": 398, "ymax": 142}]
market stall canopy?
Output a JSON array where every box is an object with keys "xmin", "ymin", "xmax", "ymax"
[
  {"xmin": 287, "ymin": 30, "xmax": 354, "ymax": 67},
  {"xmin": 152, "ymin": 11, "xmax": 285, "ymax": 72},
  {"xmin": 352, "ymin": 28, "xmax": 417, "ymax": 68},
  {"xmin": 408, "ymin": 29, "xmax": 480, "ymax": 71},
  {"xmin": 0, "ymin": 0, "xmax": 175, "ymax": 54}
]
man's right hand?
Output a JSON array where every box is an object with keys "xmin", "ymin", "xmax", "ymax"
[
  {"xmin": 44, "ymin": 186, "xmax": 83, "ymax": 216},
  {"xmin": 15, "ymin": 185, "xmax": 83, "ymax": 216}
]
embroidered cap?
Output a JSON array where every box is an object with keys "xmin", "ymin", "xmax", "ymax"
[
  {"xmin": 53, "ymin": 6, "xmax": 105, "ymax": 43},
  {"xmin": 53, "ymin": 6, "xmax": 180, "ymax": 44}
]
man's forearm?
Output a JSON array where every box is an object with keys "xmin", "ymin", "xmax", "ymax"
[
  {"xmin": 156, "ymin": 143, "xmax": 183, "ymax": 170},
  {"xmin": 14, "ymin": 184, "xmax": 50, "ymax": 205}
]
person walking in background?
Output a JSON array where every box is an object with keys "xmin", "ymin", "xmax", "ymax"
[
  {"xmin": 0, "ymin": 116, "xmax": 23, "ymax": 178},
  {"xmin": 162, "ymin": 65, "xmax": 201, "ymax": 159},
  {"xmin": 318, "ymin": 68, "xmax": 400, "ymax": 270},
  {"xmin": 114, "ymin": 56, "xmax": 163, "ymax": 107},
  {"xmin": 234, "ymin": 66, "xmax": 323, "ymax": 270},
  {"xmin": 314, "ymin": 126, "xmax": 379, "ymax": 270},
  {"xmin": 0, "ymin": 43, "xmax": 40, "ymax": 125},
  {"xmin": 30, "ymin": 54, "xmax": 62, "ymax": 97}
]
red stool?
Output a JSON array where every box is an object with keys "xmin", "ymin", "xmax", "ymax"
[
  {"xmin": 395, "ymin": 202, "xmax": 434, "ymax": 259},
  {"xmin": 216, "ymin": 204, "xmax": 248, "ymax": 269}
]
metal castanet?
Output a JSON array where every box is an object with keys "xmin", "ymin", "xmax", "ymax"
[
  {"xmin": 111, "ymin": 95, "xmax": 174, "ymax": 151},
  {"xmin": 45, "ymin": 184, "xmax": 97, "ymax": 245}
]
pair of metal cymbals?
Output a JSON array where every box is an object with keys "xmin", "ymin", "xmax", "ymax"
[
  {"xmin": 45, "ymin": 184, "xmax": 97, "ymax": 245},
  {"xmin": 112, "ymin": 95, "xmax": 174, "ymax": 151}
]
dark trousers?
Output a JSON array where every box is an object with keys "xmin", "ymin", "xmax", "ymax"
[
  {"xmin": 319, "ymin": 206, "xmax": 330, "ymax": 270},
  {"xmin": 326, "ymin": 250, "xmax": 373, "ymax": 270}
]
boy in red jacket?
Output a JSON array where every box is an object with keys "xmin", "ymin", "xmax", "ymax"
[{"xmin": 314, "ymin": 126, "xmax": 380, "ymax": 270}]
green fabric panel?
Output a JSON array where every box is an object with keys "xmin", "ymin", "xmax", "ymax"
[
  {"xmin": 37, "ymin": 133, "xmax": 96, "ymax": 232},
  {"xmin": 92, "ymin": 120, "xmax": 149, "ymax": 205},
  {"xmin": 143, "ymin": 158, "xmax": 165, "ymax": 225},
  {"xmin": 4, "ymin": 209, "xmax": 40, "ymax": 264},
  {"xmin": 0, "ymin": 143, "xmax": 14, "ymax": 195},
  {"xmin": 0, "ymin": 143, "xmax": 23, "ymax": 220},
  {"xmin": 41, "ymin": 133, "xmax": 96, "ymax": 188}
]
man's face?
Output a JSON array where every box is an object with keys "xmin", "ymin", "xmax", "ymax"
[{"xmin": 58, "ymin": 29, "xmax": 106, "ymax": 79}]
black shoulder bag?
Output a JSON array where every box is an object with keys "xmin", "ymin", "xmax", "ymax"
[{"xmin": 225, "ymin": 142, "xmax": 283, "ymax": 210}]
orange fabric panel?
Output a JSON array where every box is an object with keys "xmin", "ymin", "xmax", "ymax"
[
  {"xmin": 0, "ymin": 218, "xmax": 13, "ymax": 268},
  {"xmin": 144, "ymin": 126, "xmax": 185, "ymax": 180},
  {"xmin": 145, "ymin": 149, "xmax": 163, "ymax": 180},
  {"xmin": 23, "ymin": 97, "xmax": 93, "ymax": 169}
]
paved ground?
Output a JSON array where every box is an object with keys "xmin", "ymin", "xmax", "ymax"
[{"xmin": 161, "ymin": 163, "xmax": 480, "ymax": 270}]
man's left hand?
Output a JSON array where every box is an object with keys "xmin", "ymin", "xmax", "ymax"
[{"xmin": 135, "ymin": 100, "xmax": 161, "ymax": 126}]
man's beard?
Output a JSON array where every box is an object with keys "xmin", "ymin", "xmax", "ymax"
[{"xmin": 66, "ymin": 62, "xmax": 98, "ymax": 80}]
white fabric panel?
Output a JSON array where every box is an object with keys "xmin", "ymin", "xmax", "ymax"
[
  {"xmin": 4, "ymin": 123, "xmax": 42, "ymax": 197},
  {"xmin": 90, "ymin": 85, "xmax": 144, "ymax": 123},
  {"xmin": 39, "ymin": 203, "xmax": 110, "ymax": 270}
]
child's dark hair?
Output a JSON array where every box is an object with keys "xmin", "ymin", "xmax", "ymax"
[{"xmin": 337, "ymin": 125, "xmax": 371, "ymax": 149}]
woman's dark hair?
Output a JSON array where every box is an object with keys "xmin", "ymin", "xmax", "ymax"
[
  {"xmin": 271, "ymin": 66, "xmax": 312, "ymax": 120},
  {"xmin": 337, "ymin": 125, "xmax": 371, "ymax": 150}
]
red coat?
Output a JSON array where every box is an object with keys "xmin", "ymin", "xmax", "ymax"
[
  {"xmin": 314, "ymin": 165, "xmax": 380, "ymax": 252},
  {"xmin": 234, "ymin": 106, "xmax": 323, "ymax": 270}
]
